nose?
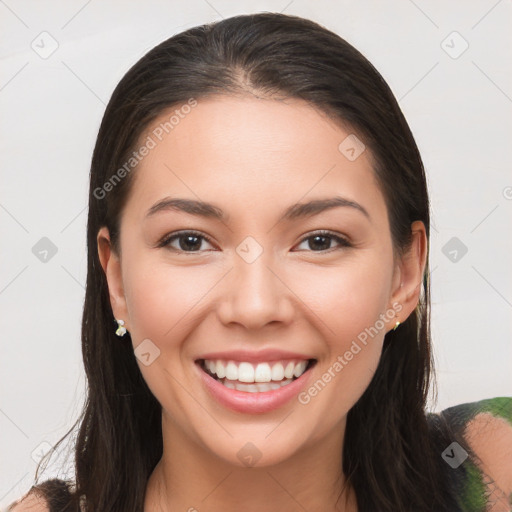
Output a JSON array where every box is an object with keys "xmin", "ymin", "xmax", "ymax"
[{"xmin": 216, "ymin": 247, "xmax": 295, "ymax": 331}]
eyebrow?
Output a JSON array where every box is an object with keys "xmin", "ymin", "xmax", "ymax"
[{"xmin": 144, "ymin": 195, "xmax": 370, "ymax": 223}]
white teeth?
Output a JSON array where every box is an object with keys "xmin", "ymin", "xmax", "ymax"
[
  {"xmin": 203, "ymin": 358, "xmax": 311, "ymax": 383},
  {"xmin": 293, "ymin": 360, "xmax": 308, "ymax": 378},
  {"xmin": 216, "ymin": 360, "xmax": 226, "ymax": 379},
  {"xmin": 236, "ymin": 382, "xmax": 258, "ymax": 392},
  {"xmin": 256, "ymin": 382, "xmax": 272, "ymax": 392},
  {"xmin": 223, "ymin": 379, "xmax": 294, "ymax": 392},
  {"xmin": 254, "ymin": 363, "xmax": 272, "ymax": 382},
  {"xmin": 238, "ymin": 362, "xmax": 255, "ymax": 382},
  {"xmin": 225, "ymin": 361, "xmax": 238, "ymax": 380},
  {"xmin": 284, "ymin": 362, "xmax": 295, "ymax": 379},
  {"xmin": 271, "ymin": 363, "xmax": 284, "ymax": 381}
]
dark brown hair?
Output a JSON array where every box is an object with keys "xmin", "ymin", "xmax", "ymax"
[{"xmin": 26, "ymin": 12, "xmax": 472, "ymax": 511}]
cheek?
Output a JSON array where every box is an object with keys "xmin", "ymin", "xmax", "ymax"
[
  {"xmin": 299, "ymin": 256, "xmax": 393, "ymax": 346},
  {"xmin": 121, "ymin": 260, "xmax": 217, "ymax": 408},
  {"xmin": 293, "ymin": 256, "xmax": 392, "ymax": 411},
  {"xmin": 124, "ymin": 261, "xmax": 213, "ymax": 342},
  {"xmin": 123, "ymin": 247, "xmax": 393, "ymax": 350}
]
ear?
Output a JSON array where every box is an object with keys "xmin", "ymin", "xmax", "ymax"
[
  {"xmin": 387, "ymin": 220, "xmax": 428, "ymax": 329},
  {"xmin": 97, "ymin": 226, "xmax": 129, "ymax": 329}
]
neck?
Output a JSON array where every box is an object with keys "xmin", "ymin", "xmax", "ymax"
[{"xmin": 144, "ymin": 415, "xmax": 357, "ymax": 512}]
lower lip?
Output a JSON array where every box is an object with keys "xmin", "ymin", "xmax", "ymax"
[{"xmin": 196, "ymin": 361, "xmax": 315, "ymax": 414}]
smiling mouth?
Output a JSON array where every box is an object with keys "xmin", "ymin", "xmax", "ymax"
[{"xmin": 197, "ymin": 358, "xmax": 317, "ymax": 393}]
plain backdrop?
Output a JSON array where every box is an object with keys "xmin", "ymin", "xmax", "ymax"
[{"xmin": 1, "ymin": 0, "xmax": 511, "ymax": 506}]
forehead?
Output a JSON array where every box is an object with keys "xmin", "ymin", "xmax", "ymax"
[{"xmin": 122, "ymin": 95, "xmax": 387, "ymax": 226}]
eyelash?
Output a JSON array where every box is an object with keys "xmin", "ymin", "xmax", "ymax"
[{"xmin": 157, "ymin": 230, "xmax": 352, "ymax": 254}]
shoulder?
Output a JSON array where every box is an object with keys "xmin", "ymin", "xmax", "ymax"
[
  {"xmin": 439, "ymin": 396, "xmax": 512, "ymax": 510},
  {"xmin": 5, "ymin": 478, "xmax": 75, "ymax": 512},
  {"xmin": 6, "ymin": 488, "xmax": 50, "ymax": 512}
]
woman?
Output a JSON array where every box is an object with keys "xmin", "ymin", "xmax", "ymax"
[{"xmin": 8, "ymin": 12, "xmax": 512, "ymax": 512}]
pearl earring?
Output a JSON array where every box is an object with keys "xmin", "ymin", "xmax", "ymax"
[
  {"xmin": 393, "ymin": 320, "xmax": 401, "ymax": 331},
  {"xmin": 115, "ymin": 319, "xmax": 127, "ymax": 337}
]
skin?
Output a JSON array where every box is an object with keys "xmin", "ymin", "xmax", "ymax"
[
  {"xmin": 464, "ymin": 413, "xmax": 512, "ymax": 511},
  {"xmin": 97, "ymin": 95, "xmax": 427, "ymax": 512},
  {"xmin": 8, "ymin": 491, "xmax": 50, "ymax": 512}
]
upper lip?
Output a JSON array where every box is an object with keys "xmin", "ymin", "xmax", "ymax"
[{"xmin": 196, "ymin": 349, "xmax": 315, "ymax": 364}]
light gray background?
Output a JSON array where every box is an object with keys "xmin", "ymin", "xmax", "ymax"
[{"xmin": 1, "ymin": 0, "xmax": 511, "ymax": 506}]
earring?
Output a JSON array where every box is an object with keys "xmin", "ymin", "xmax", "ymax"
[
  {"xmin": 393, "ymin": 320, "xmax": 401, "ymax": 331},
  {"xmin": 115, "ymin": 319, "xmax": 127, "ymax": 337}
]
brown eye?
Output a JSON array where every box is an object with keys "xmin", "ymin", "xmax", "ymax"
[
  {"xmin": 157, "ymin": 229, "xmax": 351, "ymax": 254},
  {"xmin": 159, "ymin": 231, "xmax": 215, "ymax": 253},
  {"xmin": 294, "ymin": 231, "xmax": 351, "ymax": 252}
]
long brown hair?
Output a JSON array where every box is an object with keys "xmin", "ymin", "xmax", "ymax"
[{"xmin": 30, "ymin": 12, "xmax": 467, "ymax": 511}]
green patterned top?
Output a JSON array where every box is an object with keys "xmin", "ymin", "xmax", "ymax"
[{"xmin": 429, "ymin": 396, "xmax": 512, "ymax": 511}]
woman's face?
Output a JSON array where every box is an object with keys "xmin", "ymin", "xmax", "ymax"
[{"xmin": 98, "ymin": 95, "xmax": 424, "ymax": 467}]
